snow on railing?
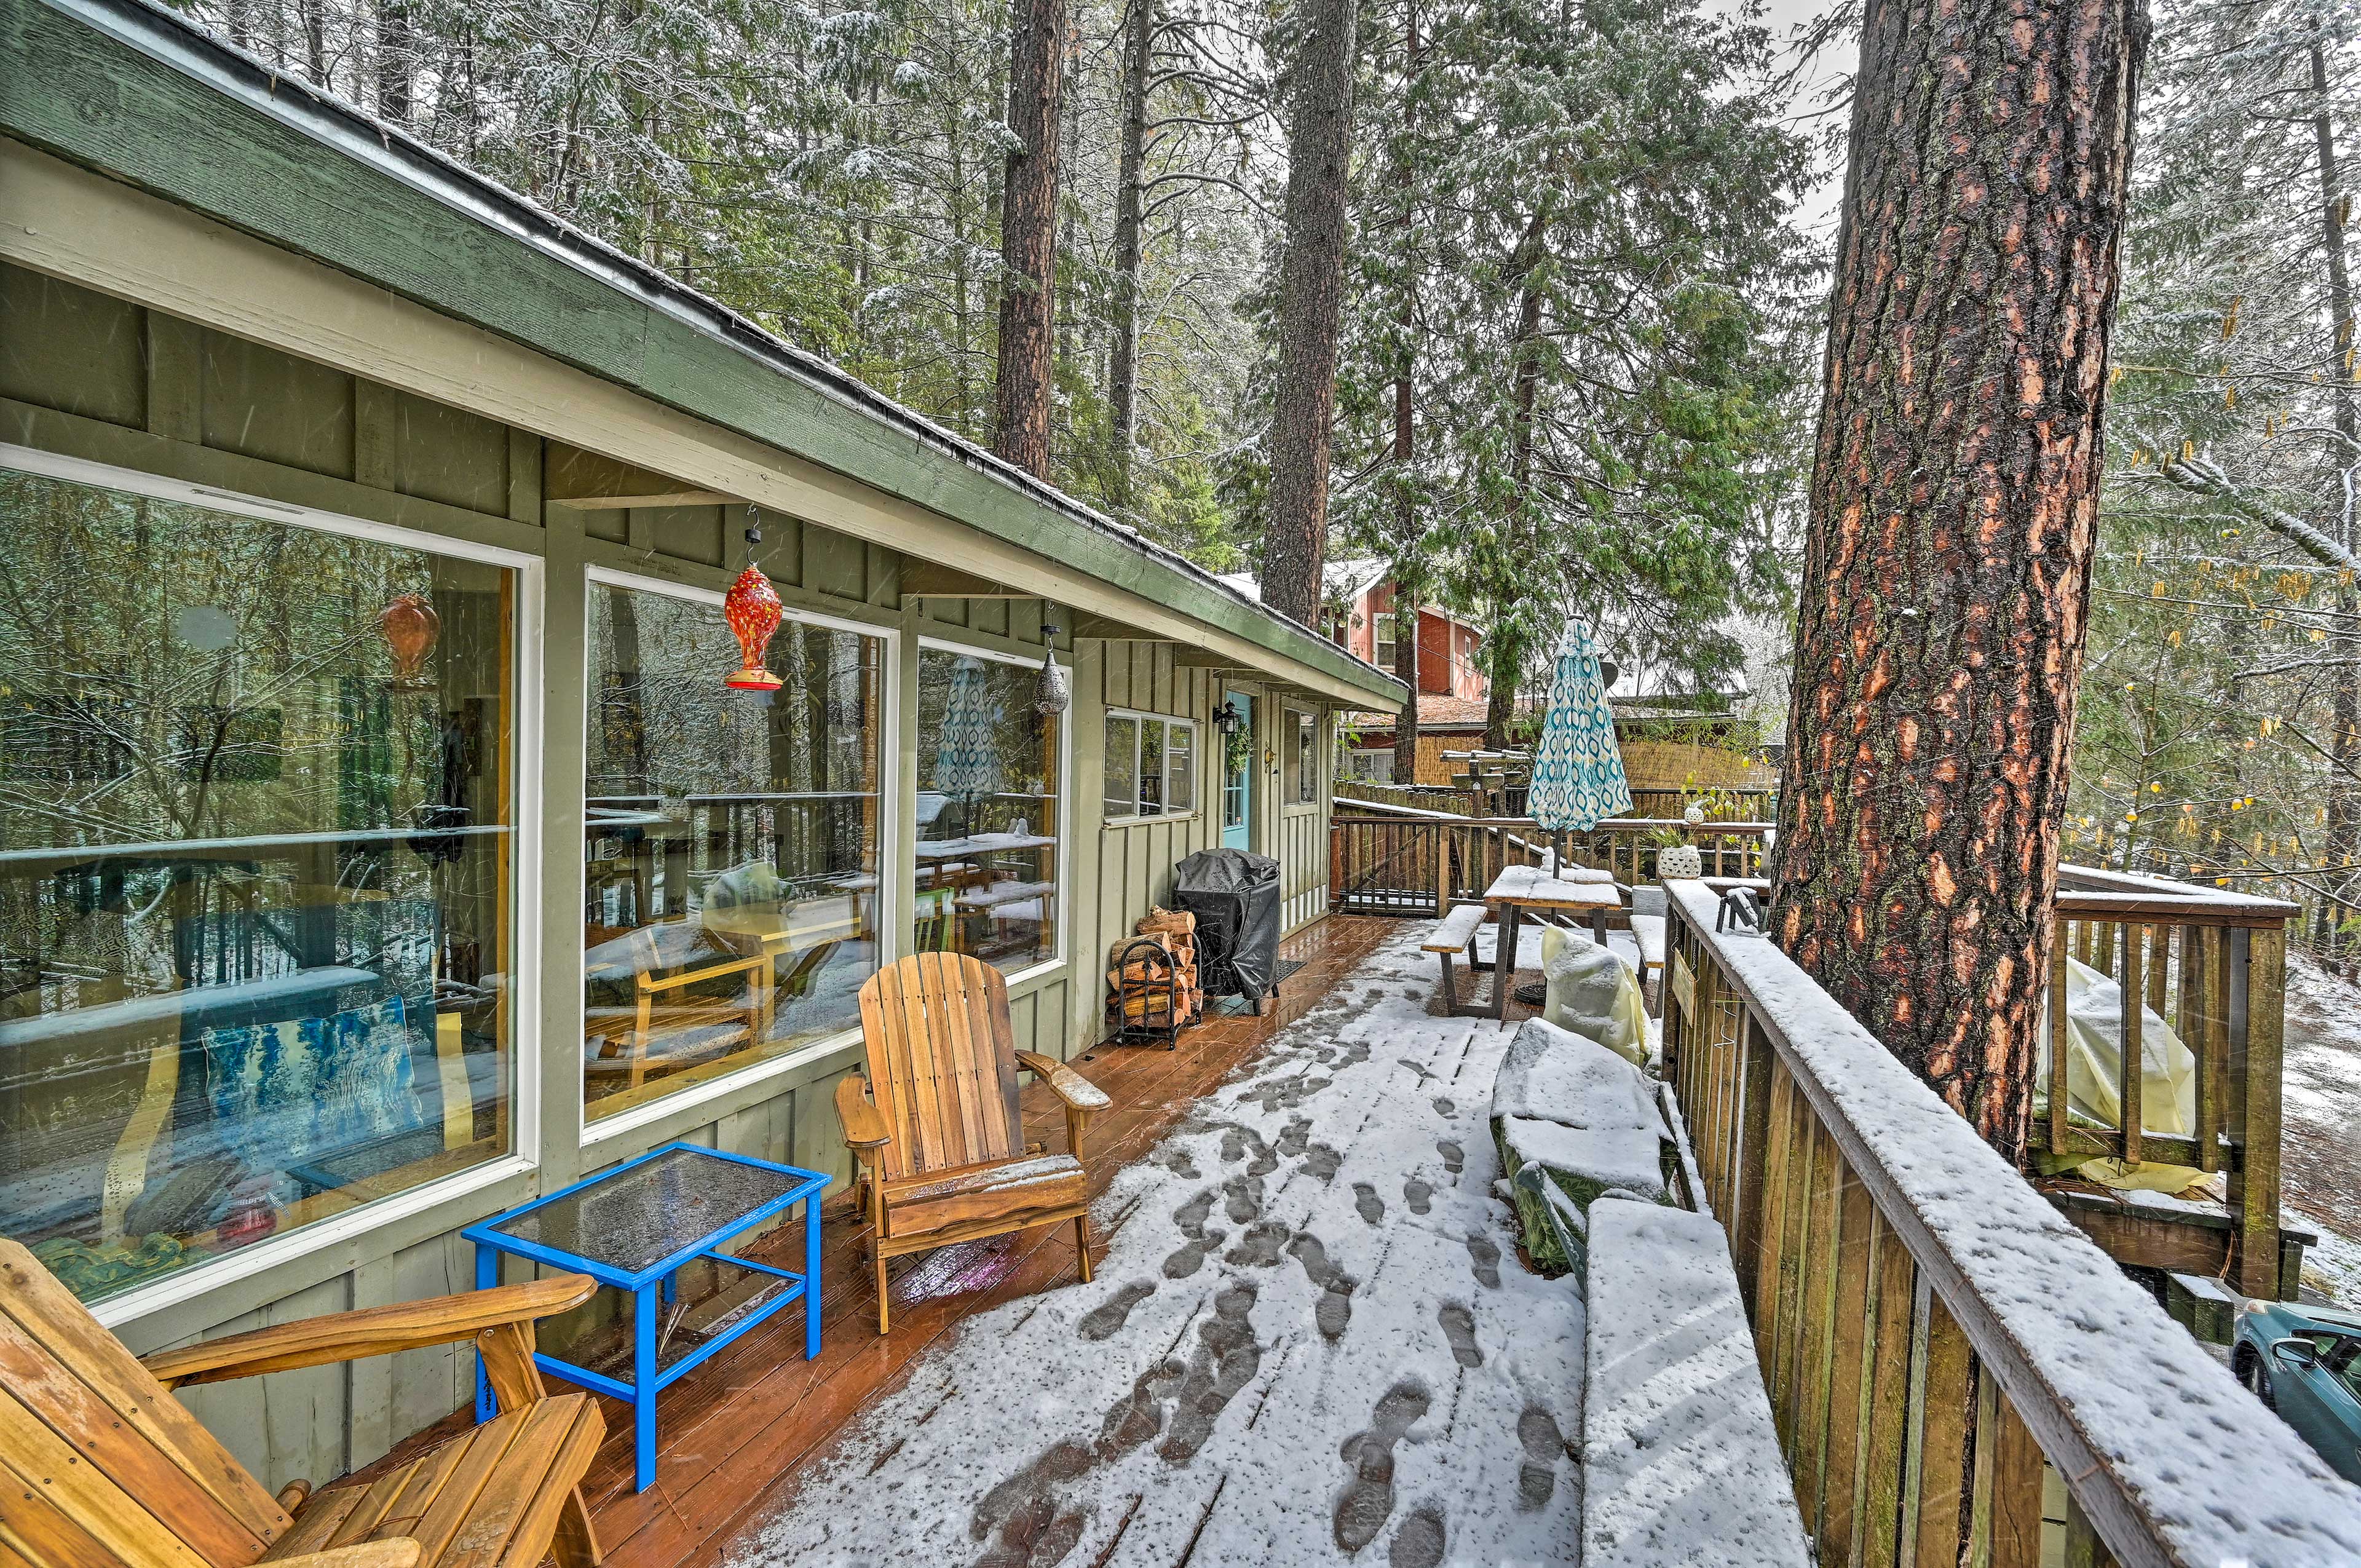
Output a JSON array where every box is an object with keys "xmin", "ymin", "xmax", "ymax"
[{"xmin": 1661, "ymin": 877, "xmax": 2361, "ymax": 1568}]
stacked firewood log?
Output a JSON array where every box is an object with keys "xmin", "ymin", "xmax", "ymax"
[{"xmin": 1105, "ymin": 907, "xmax": 1203, "ymax": 1032}]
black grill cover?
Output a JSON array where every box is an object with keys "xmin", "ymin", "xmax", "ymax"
[{"xmin": 1173, "ymin": 849, "xmax": 1283, "ymax": 1002}]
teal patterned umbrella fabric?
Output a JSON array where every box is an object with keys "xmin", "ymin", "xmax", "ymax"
[
  {"xmin": 935, "ymin": 655, "xmax": 1005, "ymax": 805},
  {"xmin": 1526, "ymin": 617, "xmax": 1633, "ymax": 833}
]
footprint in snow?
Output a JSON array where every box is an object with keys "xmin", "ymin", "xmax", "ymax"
[
  {"xmin": 1159, "ymin": 1283, "xmax": 1263, "ymax": 1464},
  {"xmin": 1431, "ymin": 1096, "xmax": 1456, "ymax": 1118},
  {"xmin": 1398, "ymin": 1058, "xmax": 1436, "ymax": 1084},
  {"xmin": 1436, "ymin": 1139, "xmax": 1465, "ymax": 1175},
  {"xmin": 1304, "ymin": 1143, "xmax": 1342, "ymax": 1182},
  {"xmin": 1403, "ymin": 1178, "xmax": 1433, "ymax": 1216},
  {"xmin": 1517, "ymin": 1404, "xmax": 1568, "ymax": 1510},
  {"xmin": 1438, "ymin": 1301, "xmax": 1483, "ymax": 1368},
  {"xmin": 1464, "ymin": 1231, "xmax": 1502, "ymax": 1289},
  {"xmin": 1150, "ymin": 1146, "xmax": 1202, "ymax": 1181},
  {"xmin": 1164, "ymin": 1190, "xmax": 1227, "ymax": 1279},
  {"xmin": 1225, "ymin": 1221, "xmax": 1291, "ymax": 1269},
  {"xmin": 1223, "ymin": 1172, "xmax": 1265, "ymax": 1225},
  {"xmin": 1287, "ymin": 1231, "xmax": 1355, "ymax": 1341},
  {"xmin": 1077, "ymin": 1281, "xmax": 1156, "ymax": 1342},
  {"xmin": 1390, "ymin": 1504, "xmax": 1449, "ymax": 1568},
  {"xmin": 1335, "ymin": 1380, "xmax": 1433, "ymax": 1553},
  {"xmin": 1276, "ymin": 1117, "xmax": 1311, "ymax": 1158},
  {"xmin": 1353, "ymin": 1182, "xmax": 1386, "ymax": 1226}
]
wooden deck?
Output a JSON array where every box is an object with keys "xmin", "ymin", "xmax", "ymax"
[{"xmin": 358, "ymin": 914, "xmax": 1402, "ymax": 1568}]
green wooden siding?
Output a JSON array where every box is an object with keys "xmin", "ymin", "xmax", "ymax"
[{"xmin": 0, "ymin": 253, "xmax": 1308, "ymax": 1494}]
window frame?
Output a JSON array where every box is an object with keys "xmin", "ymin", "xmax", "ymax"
[
  {"xmin": 1372, "ymin": 611, "xmax": 1399, "ymax": 672},
  {"xmin": 1284, "ymin": 707, "xmax": 1321, "ymax": 812},
  {"xmin": 1, "ymin": 441, "xmax": 547, "ymax": 1330},
  {"xmin": 580, "ymin": 565, "xmax": 901, "ymax": 1145},
  {"xmin": 914, "ymin": 636, "xmax": 1071, "ymax": 984},
  {"xmin": 1102, "ymin": 707, "xmax": 1201, "ymax": 826}
]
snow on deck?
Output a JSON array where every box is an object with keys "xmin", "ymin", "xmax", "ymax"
[{"xmin": 729, "ymin": 927, "xmax": 1583, "ymax": 1567}]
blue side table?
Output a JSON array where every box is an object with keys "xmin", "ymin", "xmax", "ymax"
[{"xmin": 464, "ymin": 1142, "xmax": 829, "ymax": 1492}]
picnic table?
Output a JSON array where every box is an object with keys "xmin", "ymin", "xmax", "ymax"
[{"xmin": 1483, "ymin": 865, "xmax": 1621, "ymax": 1022}]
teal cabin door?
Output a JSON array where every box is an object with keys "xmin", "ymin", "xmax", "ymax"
[{"xmin": 1222, "ymin": 694, "xmax": 1254, "ymax": 851}]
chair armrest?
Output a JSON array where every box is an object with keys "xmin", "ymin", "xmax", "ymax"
[
  {"xmin": 272, "ymin": 1544, "xmax": 423, "ymax": 1568},
  {"xmin": 836, "ymin": 1072, "xmax": 892, "ymax": 1162},
  {"xmin": 143, "ymin": 1274, "xmax": 596, "ymax": 1390},
  {"xmin": 1013, "ymin": 1051, "xmax": 1110, "ymax": 1114}
]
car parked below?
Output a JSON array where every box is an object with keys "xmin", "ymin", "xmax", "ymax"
[{"xmin": 2233, "ymin": 1296, "xmax": 2361, "ymax": 1484}]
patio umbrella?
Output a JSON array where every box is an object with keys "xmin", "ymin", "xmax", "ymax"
[
  {"xmin": 1526, "ymin": 616, "xmax": 1633, "ymax": 839},
  {"xmin": 934, "ymin": 655, "xmax": 1004, "ymax": 836}
]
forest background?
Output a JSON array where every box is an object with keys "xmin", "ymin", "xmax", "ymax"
[{"xmin": 159, "ymin": 0, "xmax": 2361, "ymax": 955}]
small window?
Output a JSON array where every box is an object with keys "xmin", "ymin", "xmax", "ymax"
[
  {"xmin": 1104, "ymin": 716, "xmax": 1138, "ymax": 818},
  {"xmin": 1373, "ymin": 612, "xmax": 1398, "ymax": 671},
  {"xmin": 1104, "ymin": 711, "xmax": 1198, "ymax": 822},
  {"xmin": 1286, "ymin": 709, "xmax": 1317, "ymax": 805}
]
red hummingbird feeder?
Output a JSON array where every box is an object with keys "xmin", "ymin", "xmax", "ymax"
[
  {"xmin": 379, "ymin": 593, "xmax": 441, "ymax": 689},
  {"xmin": 722, "ymin": 564, "xmax": 785, "ymax": 691}
]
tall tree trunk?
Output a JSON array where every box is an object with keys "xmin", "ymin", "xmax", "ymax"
[
  {"xmin": 376, "ymin": 0, "xmax": 413, "ymax": 124},
  {"xmin": 1480, "ymin": 207, "xmax": 1549, "ymax": 753},
  {"xmin": 1770, "ymin": 0, "xmax": 2147, "ymax": 1161},
  {"xmin": 1392, "ymin": 587, "xmax": 1420, "ymax": 783},
  {"xmin": 994, "ymin": 0, "xmax": 1068, "ymax": 478},
  {"xmin": 2311, "ymin": 42, "xmax": 2359, "ymax": 941},
  {"xmin": 1106, "ymin": 0, "xmax": 1155, "ymax": 510},
  {"xmin": 1388, "ymin": 0, "xmax": 1422, "ymax": 788},
  {"xmin": 1259, "ymin": 0, "xmax": 1359, "ymax": 624}
]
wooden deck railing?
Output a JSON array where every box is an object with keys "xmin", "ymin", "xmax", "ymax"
[
  {"xmin": 1658, "ymin": 879, "xmax": 2361, "ymax": 1568},
  {"xmin": 2044, "ymin": 864, "xmax": 2296, "ymax": 1295},
  {"xmin": 1328, "ymin": 804, "xmax": 1769, "ymax": 915}
]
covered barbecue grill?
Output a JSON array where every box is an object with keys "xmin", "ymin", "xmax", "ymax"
[{"xmin": 1172, "ymin": 849, "xmax": 1283, "ymax": 1006}]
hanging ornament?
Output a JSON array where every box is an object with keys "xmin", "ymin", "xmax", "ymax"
[
  {"xmin": 1034, "ymin": 624, "xmax": 1072, "ymax": 716},
  {"xmin": 723, "ymin": 507, "xmax": 785, "ymax": 691},
  {"xmin": 379, "ymin": 593, "xmax": 441, "ymax": 690}
]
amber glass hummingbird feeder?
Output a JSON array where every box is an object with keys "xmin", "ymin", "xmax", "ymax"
[{"xmin": 379, "ymin": 593, "xmax": 441, "ymax": 690}]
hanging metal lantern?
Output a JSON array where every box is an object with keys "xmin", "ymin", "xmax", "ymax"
[
  {"xmin": 1034, "ymin": 625, "xmax": 1071, "ymax": 715},
  {"xmin": 379, "ymin": 593, "xmax": 440, "ymax": 689},
  {"xmin": 723, "ymin": 506, "xmax": 785, "ymax": 691}
]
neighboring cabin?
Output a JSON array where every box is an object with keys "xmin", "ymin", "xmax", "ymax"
[{"xmin": 0, "ymin": 0, "xmax": 1402, "ymax": 1497}]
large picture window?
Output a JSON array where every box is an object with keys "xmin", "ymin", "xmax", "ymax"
[
  {"xmin": 583, "ymin": 577, "xmax": 885, "ymax": 1123},
  {"xmin": 1104, "ymin": 710, "xmax": 1197, "ymax": 821},
  {"xmin": 0, "ymin": 459, "xmax": 521, "ymax": 1304},
  {"xmin": 913, "ymin": 646, "xmax": 1061, "ymax": 972}
]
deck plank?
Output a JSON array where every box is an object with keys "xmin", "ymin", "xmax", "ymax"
[{"xmin": 352, "ymin": 916, "xmax": 1399, "ymax": 1568}]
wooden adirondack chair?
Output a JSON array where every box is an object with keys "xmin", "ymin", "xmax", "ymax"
[
  {"xmin": 0, "ymin": 1238, "xmax": 605, "ymax": 1568},
  {"xmin": 837, "ymin": 952, "xmax": 1111, "ymax": 1333}
]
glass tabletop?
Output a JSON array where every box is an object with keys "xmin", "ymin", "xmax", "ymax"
[{"xmin": 488, "ymin": 1147, "xmax": 811, "ymax": 1279}]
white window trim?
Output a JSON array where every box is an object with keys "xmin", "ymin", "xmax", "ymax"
[
  {"xmin": 1101, "ymin": 707, "xmax": 1201, "ymax": 826},
  {"xmin": 0, "ymin": 443, "xmax": 548, "ymax": 1328},
  {"xmin": 916, "ymin": 636, "xmax": 1070, "ymax": 973},
  {"xmin": 1284, "ymin": 707, "xmax": 1322, "ymax": 815},
  {"xmin": 580, "ymin": 566, "xmax": 900, "ymax": 1141}
]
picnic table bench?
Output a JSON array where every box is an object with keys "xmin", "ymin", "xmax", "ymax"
[{"xmin": 1423, "ymin": 902, "xmax": 1493, "ymax": 1018}]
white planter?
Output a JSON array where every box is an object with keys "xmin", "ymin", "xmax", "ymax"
[{"xmin": 1658, "ymin": 843, "xmax": 1703, "ymax": 880}]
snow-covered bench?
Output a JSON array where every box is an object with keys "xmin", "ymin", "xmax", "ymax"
[
  {"xmin": 1423, "ymin": 901, "xmax": 1490, "ymax": 1017},
  {"xmin": 1490, "ymin": 1017, "xmax": 1672, "ymax": 1273},
  {"xmin": 1627, "ymin": 913, "xmax": 1666, "ymax": 1011},
  {"xmin": 1583, "ymin": 1200, "xmax": 1812, "ymax": 1568}
]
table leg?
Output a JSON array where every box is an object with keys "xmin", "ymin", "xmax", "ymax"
[
  {"xmin": 1496, "ymin": 902, "xmax": 1519, "ymax": 1022},
  {"xmin": 803, "ymin": 1192, "xmax": 823, "ymax": 1361},
  {"xmin": 662, "ymin": 1270, "xmax": 677, "ymax": 1307},
  {"xmin": 1592, "ymin": 906, "xmax": 1609, "ymax": 944},
  {"xmin": 633, "ymin": 1281, "xmax": 658, "ymax": 1492},
  {"xmin": 473, "ymin": 1243, "xmax": 496, "ymax": 1422}
]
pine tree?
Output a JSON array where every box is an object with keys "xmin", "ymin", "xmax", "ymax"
[{"xmin": 1773, "ymin": 0, "xmax": 2149, "ymax": 1161}]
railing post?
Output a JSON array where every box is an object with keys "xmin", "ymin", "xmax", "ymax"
[{"xmin": 2237, "ymin": 925, "xmax": 2286, "ymax": 1297}]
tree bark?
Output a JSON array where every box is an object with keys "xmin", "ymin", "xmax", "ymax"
[
  {"xmin": 993, "ymin": 0, "xmax": 1068, "ymax": 478},
  {"xmin": 1259, "ymin": 0, "xmax": 1359, "ymax": 624},
  {"xmin": 1105, "ymin": 0, "xmax": 1155, "ymax": 509},
  {"xmin": 1479, "ymin": 207, "xmax": 1550, "ymax": 753},
  {"xmin": 1770, "ymin": 0, "xmax": 2148, "ymax": 1162},
  {"xmin": 376, "ymin": 0, "xmax": 413, "ymax": 124},
  {"xmin": 1388, "ymin": 2, "xmax": 1422, "ymax": 786},
  {"xmin": 2311, "ymin": 42, "xmax": 2359, "ymax": 938},
  {"xmin": 1393, "ymin": 588, "xmax": 1420, "ymax": 783}
]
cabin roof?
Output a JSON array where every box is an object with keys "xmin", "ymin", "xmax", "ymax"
[{"xmin": 3, "ymin": 0, "xmax": 1406, "ymax": 712}]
